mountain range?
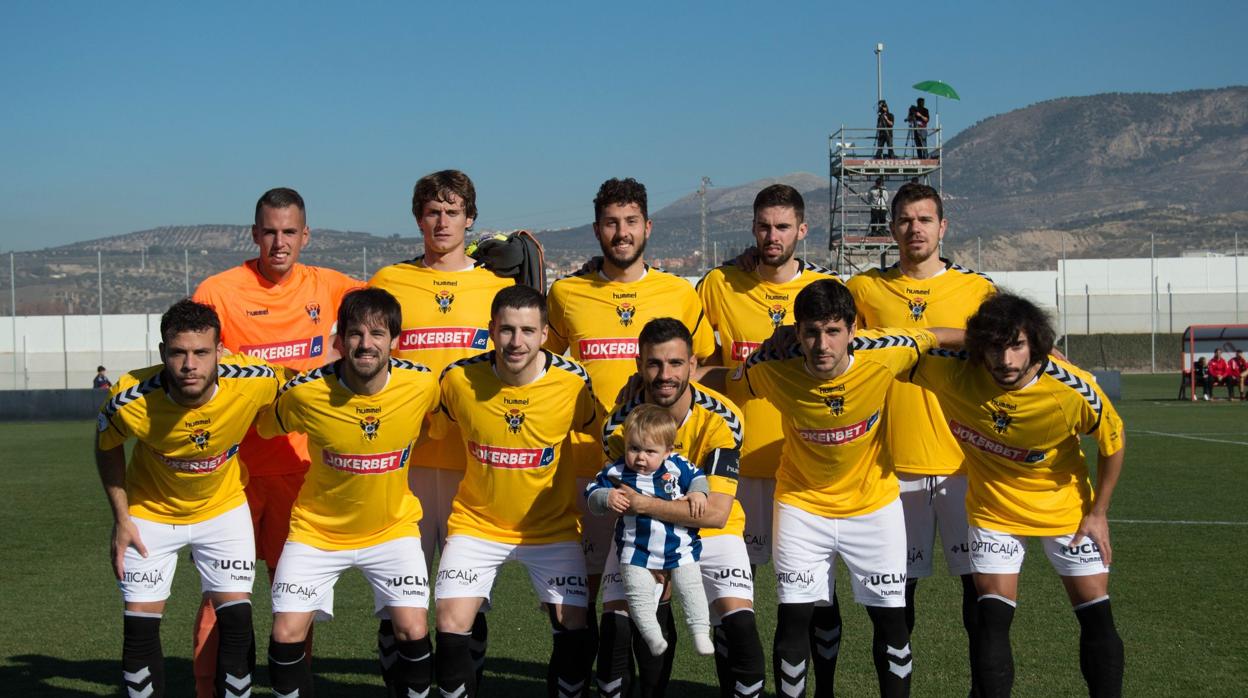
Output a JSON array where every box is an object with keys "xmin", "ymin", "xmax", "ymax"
[{"xmin": 6, "ymin": 86, "xmax": 1246, "ymax": 314}]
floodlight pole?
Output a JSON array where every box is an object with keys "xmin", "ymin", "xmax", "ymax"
[{"xmin": 875, "ymin": 43, "xmax": 884, "ymax": 105}]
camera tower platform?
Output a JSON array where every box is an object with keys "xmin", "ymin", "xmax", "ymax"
[{"xmin": 827, "ymin": 124, "xmax": 942, "ymax": 275}]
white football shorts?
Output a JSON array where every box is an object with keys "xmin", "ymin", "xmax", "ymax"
[
  {"xmin": 434, "ymin": 535, "xmax": 589, "ymax": 607},
  {"xmin": 898, "ymin": 473, "xmax": 973, "ymax": 578},
  {"xmin": 119, "ymin": 503, "xmax": 255, "ymax": 602},
  {"xmin": 270, "ymin": 536, "xmax": 429, "ymax": 620},
  {"xmin": 969, "ymin": 527, "xmax": 1110, "ymax": 577},
  {"xmin": 772, "ymin": 499, "xmax": 907, "ymax": 608},
  {"xmin": 737, "ymin": 476, "xmax": 776, "ymax": 565}
]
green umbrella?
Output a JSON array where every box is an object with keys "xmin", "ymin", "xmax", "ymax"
[{"xmin": 912, "ymin": 80, "xmax": 960, "ymax": 100}]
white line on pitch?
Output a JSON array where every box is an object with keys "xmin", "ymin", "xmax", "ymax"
[
  {"xmin": 1133, "ymin": 430, "xmax": 1248, "ymax": 446},
  {"xmin": 1112, "ymin": 519, "xmax": 1248, "ymax": 526}
]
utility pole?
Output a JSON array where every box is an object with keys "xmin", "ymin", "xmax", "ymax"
[
  {"xmin": 875, "ymin": 43, "xmax": 884, "ymax": 105},
  {"xmin": 698, "ymin": 176, "xmax": 712, "ymax": 272}
]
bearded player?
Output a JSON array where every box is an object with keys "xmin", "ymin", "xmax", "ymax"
[
  {"xmin": 432, "ymin": 285, "xmax": 598, "ymax": 698},
  {"xmin": 257, "ymin": 288, "xmax": 440, "ymax": 697},
  {"xmin": 845, "ymin": 181, "xmax": 995, "ymax": 692},
  {"xmin": 743, "ymin": 280, "xmax": 963, "ymax": 697},
  {"xmin": 594, "ymin": 318, "xmax": 767, "ymax": 698},
  {"xmin": 96, "ymin": 300, "xmax": 284, "ymax": 698},
  {"xmin": 697, "ymin": 184, "xmax": 845, "ymax": 688},
  {"xmin": 191, "ymin": 187, "xmax": 359, "ymax": 696},
  {"xmin": 546, "ymin": 177, "xmax": 716, "ymax": 686},
  {"xmin": 914, "ymin": 293, "xmax": 1125, "ymax": 697},
  {"xmin": 369, "ymin": 170, "xmax": 512, "ymax": 678}
]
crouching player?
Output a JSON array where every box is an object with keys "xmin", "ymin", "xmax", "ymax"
[
  {"xmin": 914, "ymin": 293, "xmax": 1125, "ymax": 697},
  {"xmin": 432, "ymin": 285, "xmax": 599, "ymax": 698},
  {"xmin": 256, "ymin": 288, "xmax": 440, "ymax": 697},
  {"xmin": 95, "ymin": 300, "xmax": 284, "ymax": 698}
]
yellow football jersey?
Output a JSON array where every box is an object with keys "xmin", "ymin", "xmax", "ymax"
[
  {"xmin": 603, "ymin": 383, "xmax": 746, "ymax": 539},
  {"xmin": 913, "ymin": 353, "xmax": 1125, "ymax": 536},
  {"xmin": 96, "ymin": 354, "xmax": 282, "ymax": 524},
  {"xmin": 847, "ymin": 261, "xmax": 996, "ymax": 477},
  {"xmin": 743, "ymin": 328, "xmax": 936, "ymax": 518},
  {"xmin": 546, "ymin": 266, "xmax": 716, "ymax": 477},
  {"xmin": 256, "ymin": 358, "xmax": 440, "ymax": 550},
  {"xmin": 697, "ymin": 260, "xmax": 842, "ymax": 478},
  {"xmin": 369, "ymin": 260, "xmax": 513, "ymax": 472},
  {"xmin": 434, "ymin": 350, "xmax": 598, "ymax": 544}
]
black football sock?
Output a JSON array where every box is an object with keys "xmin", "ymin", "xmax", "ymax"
[
  {"xmin": 469, "ymin": 612, "xmax": 488, "ymax": 690},
  {"xmin": 213, "ymin": 600, "xmax": 254, "ymax": 698},
  {"xmin": 719, "ymin": 609, "xmax": 765, "ymax": 698},
  {"xmin": 774, "ymin": 602, "xmax": 814, "ymax": 698},
  {"xmin": 809, "ymin": 597, "xmax": 842, "ymax": 697},
  {"xmin": 548, "ymin": 623, "xmax": 591, "ymax": 698},
  {"xmin": 122, "ymin": 611, "xmax": 165, "ymax": 698},
  {"xmin": 595, "ymin": 611, "xmax": 632, "ymax": 698},
  {"xmin": 267, "ymin": 637, "xmax": 312, "ymax": 698},
  {"xmin": 960, "ymin": 575, "xmax": 980, "ymax": 697},
  {"xmin": 435, "ymin": 631, "xmax": 475, "ymax": 698},
  {"xmin": 377, "ymin": 620, "xmax": 397, "ymax": 689},
  {"xmin": 389, "ymin": 636, "xmax": 433, "ymax": 698},
  {"xmin": 867, "ymin": 605, "xmax": 912, "ymax": 698},
  {"xmin": 974, "ymin": 595, "xmax": 1016, "ymax": 698},
  {"xmin": 904, "ymin": 579, "xmax": 918, "ymax": 634},
  {"xmin": 1074, "ymin": 596, "xmax": 1124, "ymax": 698}
]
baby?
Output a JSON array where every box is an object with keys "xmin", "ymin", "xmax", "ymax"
[{"xmin": 586, "ymin": 404, "xmax": 714, "ymax": 656}]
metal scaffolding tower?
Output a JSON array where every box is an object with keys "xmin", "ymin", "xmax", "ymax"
[{"xmin": 828, "ymin": 124, "xmax": 942, "ymax": 274}]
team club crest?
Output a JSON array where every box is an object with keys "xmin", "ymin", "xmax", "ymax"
[
  {"xmin": 990, "ymin": 409, "xmax": 1012, "ymax": 435},
  {"xmin": 504, "ymin": 408, "xmax": 526, "ymax": 434},
  {"xmin": 616, "ymin": 302, "xmax": 636, "ymax": 327},
  {"xmin": 189, "ymin": 428, "xmax": 211, "ymax": 450},
  {"xmin": 824, "ymin": 396, "xmax": 845, "ymax": 417},
  {"xmin": 907, "ymin": 297, "xmax": 927, "ymax": 321},
  {"xmin": 435, "ymin": 290, "xmax": 455, "ymax": 314},
  {"xmin": 360, "ymin": 415, "xmax": 381, "ymax": 441},
  {"xmin": 768, "ymin": 304, "xmax": 787, "ymax": 328},
  {"xmin": 305, "ymin": 302, "xmax": 321, "ymax": 324}
]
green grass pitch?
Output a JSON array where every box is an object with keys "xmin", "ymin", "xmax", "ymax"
[{"xmin": 2, "ymin": 373, "xmax": 1244, "ymax": 695}]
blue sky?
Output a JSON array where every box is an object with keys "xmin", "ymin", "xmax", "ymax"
[{"xmin": 1, "ymin": 1, "xmax": 1243, "ymax": 250}]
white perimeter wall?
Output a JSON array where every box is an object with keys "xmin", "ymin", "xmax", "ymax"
[{"xmin": 2, "ymin": 256, "xmax": 1246, "ymax": 388}]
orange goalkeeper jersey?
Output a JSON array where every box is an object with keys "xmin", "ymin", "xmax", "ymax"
[{"xmin": 193, "ymin": 260, "xmax": 360, "ymax": 477}]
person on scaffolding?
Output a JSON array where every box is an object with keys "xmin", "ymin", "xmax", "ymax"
[{"xmin": 874, "ymin": 100, "xmax": 895, "ymax": 159}]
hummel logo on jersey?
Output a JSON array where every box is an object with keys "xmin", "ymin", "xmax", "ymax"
[
  {"xmin": 504, "ymin": 408, "xmax": 526, "ymax": 434},
  {"xmin": 616, "ymin": 302, "xmax": 636, "ymax": 326},
  {"xmin": 824, "ymin": 395, "xmax": 845, "ymax": 416},
  {"xmin": 241, "ymin": 336, "xmax": 325, "ymax": 362},
  {"xmin": 399, "ymin": 327, "xmax": 489, "ymax": 351},
  {"xmin": 907, "ymin": 297, "xmax": 927, "ymax": 321},
  {"xmin": 359, "ymin": 415, "xmax": 380, "ymax": 440},
  {"xmin": 246, "ymin": 308, "xmax": 269, "ymax": 316},
  {"xmin": 189, "ymin": 428, "xmax": 211, "ymax": 450},
  {"xmin": 768, "ymin": 304, "xmax": 787, "ymax": 328},
  {"xmin": 435, "ymin": 290, "xmax": 455, "ymax": 314},
  {"xmin": 305, "ymin": 302, "xmax": 321, "ymax": 323},
  {"xmin": 990, "ymin": 409, "xmax": 1012, "ymax": 434}
]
